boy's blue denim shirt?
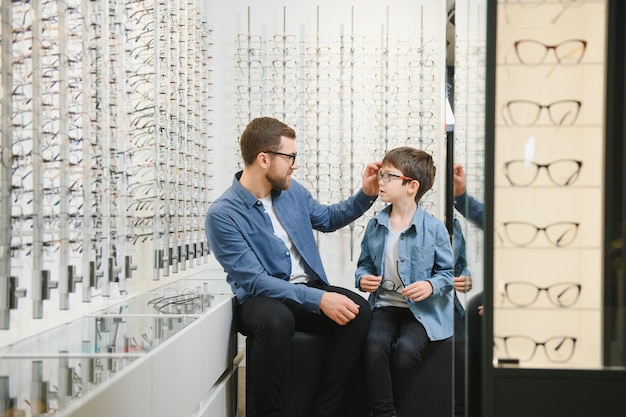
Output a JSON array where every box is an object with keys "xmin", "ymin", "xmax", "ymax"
[
  {"xmin": 205, "ymin": 171, "xmax": 377, "ymax": 314},
  {"xmin": 355, "ymin": 204, "xmax": 455, "ymax": 340}
]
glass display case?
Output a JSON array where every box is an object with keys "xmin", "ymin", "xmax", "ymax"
[{"xmin": 0, "ymin": 278, "xmax": 234, "ymax": 417}]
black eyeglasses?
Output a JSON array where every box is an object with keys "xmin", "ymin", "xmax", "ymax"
[
  {"xmin": 263, "ymin": 150, "xmax": 297, "ymax": 166},
  {"xmin": 504, "ymin": 281, "xmax": 582, "ymax": 307},
  {"xmin": 500, "ymin": 221, "xmax": 579, "ymax": 247},
  {"xmin": 502, "ymin": 99, "xmax": 582, "ymax": 126},
  {"xmin": 494, "ymin": 335, "xmax": 577, "ymax": 363},
  {"xmin": 514, "ymin": 39, "xmax": 587, "ymax": 65},
  {"xmin": 378, "ymin": 172, "xmax": 415, "ymax": 183},
  {"xmin": 504, "ymin": 159, "xmax": 583, "ymax": 187},
  {"xmin": 380, "ymin": 277, "xmax": 405, "ymax": 294}
]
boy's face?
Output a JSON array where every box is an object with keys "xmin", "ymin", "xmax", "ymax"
[{"xmin": 377, "ymin": 164, "xmax": 417, "ymax": 203}]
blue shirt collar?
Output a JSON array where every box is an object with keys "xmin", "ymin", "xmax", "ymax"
[
  {"xmin": 232, "ymin": 171, "xmax": 269, "ymax": 209},
  {"xmin": 375, "ymin": 203, "xmax": 427, "ymax": 232}
]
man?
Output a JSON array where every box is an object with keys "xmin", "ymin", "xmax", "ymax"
[
  {"xmin": 452, "ymin": 162, "xmax": 484, "ymax": 417},
  {"xmin": 453, "ymin": 163, "xmax": 484, "ymax": 227},
  {"xmin": 205, "ymin": 117, "xmax": 381, "ymax": 417}
]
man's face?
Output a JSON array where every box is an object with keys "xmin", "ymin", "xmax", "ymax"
[{"xmin": 265, "ymin": 136, "xmax": 298, "ymax": 191}]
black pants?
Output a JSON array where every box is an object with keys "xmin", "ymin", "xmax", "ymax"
[
  {"xmin": 237, "ymin": 283, "xmax": 372, "ymax": 417},
  {"xmin": 454, "ymin": 307, "xmax": 466, "ymax": 417},
  {"xmin": 364, "ymin": 307, "xmax": 429, "ymax": 417},
  {"xmin": 466, "ymin": 292, "xmax": 484, "ymax": 417}
]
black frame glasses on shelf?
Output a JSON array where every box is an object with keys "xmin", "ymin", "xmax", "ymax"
[
  {"xmin": 499, "ymin": 221, "xmax": 580, "ymax": 247},
  {"xmin": 503, "ymin": 281, "xmax": 582, "ymax": 307},
  {"xmin": 503, "ymin": 159, "xmax": 583, "ymax": 187},
  {"xmin": 502, "ymin": 99, "xmax": 582, "ymax": 126},
  {"xmin": 494, "ymin": 335, "xmax": 577, "ymax": 363},
  {"xmin": 513, "ymin": 39, "xmax": 587, "ymax": 65}
]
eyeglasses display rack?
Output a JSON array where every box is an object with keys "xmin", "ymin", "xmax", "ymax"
[
  {"xmin": 0, "ymin": 0, "xmax": 214, "ymax": 332},
  {"xmin": 233, "ymin": 3, "xmax": 448, "ymax": 263},
  {"xmin": 491, "ymin": 0, "xmax": 607, "ymax": 370}
]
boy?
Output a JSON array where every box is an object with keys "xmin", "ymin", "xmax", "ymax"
[{"xmin": 355, "ymin": 147, "xmax": 454, "ymax": 417}]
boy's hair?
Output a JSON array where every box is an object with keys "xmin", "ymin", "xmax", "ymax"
[
  {"xmin": 382, "ymin": 147, "xmax": 436, "ymax": 202},
  {"xmin": 240, "ymin": 117, "xmax": 296, "ymax": 166}
]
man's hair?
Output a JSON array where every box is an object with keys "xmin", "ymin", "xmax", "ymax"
[
  {"xmin": 240, "ymin": 117, "xmax": 296, "ymax": 166},
  {"xmin": 382, "ymin": 146, "xmax": 436, "ymax": 202}
]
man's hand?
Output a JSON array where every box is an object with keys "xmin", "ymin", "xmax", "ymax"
[
  {"xmin": 319, "ymin": 292, "xmax": 361, "ymax": 325},
  {"xmin": 362, "ymin": 161, "xmax": 383, "ymax": 197},
  {"xmin": 359, "ymin": 274, "xmax": 382, "ymax": 292},
  {"xmin": 453, "ymin": 163, "xmax": 466, "ymax": 197},
  {"xmin": 401, "ymin": 280, "xmax": 433, "ymax": 302}
]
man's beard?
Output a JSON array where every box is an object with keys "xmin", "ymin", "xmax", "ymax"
[{"xmin": 266, "ymin": 170, "xmax": 290, "ymax": 191}]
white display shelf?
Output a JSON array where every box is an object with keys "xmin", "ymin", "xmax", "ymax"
[{"xmin": 0, "ymin": 278, "xmax": 236, "ymax": 417}]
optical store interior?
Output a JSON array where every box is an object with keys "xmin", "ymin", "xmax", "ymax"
[{"xmin": 0, "ymin": 0, "xmax": 625, "ymax": 416}]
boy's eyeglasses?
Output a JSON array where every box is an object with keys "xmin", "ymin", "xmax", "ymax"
[{"xmin": 378, "ymin": 172, "xmax": 415, "ymax": 183}]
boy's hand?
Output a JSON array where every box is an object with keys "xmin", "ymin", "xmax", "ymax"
[
  {"xmin": 402, "ymin": 280, "xmax": 433, "ymax": 302},
  {"xmin": 359, "ymin": 274, "xmax": 382, "ymax": 292}
]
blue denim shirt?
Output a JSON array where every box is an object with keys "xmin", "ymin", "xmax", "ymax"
[
  {"xmin": 355, "ymin": 205, "xmax": 454, "ymax": 340},
  {"xmin": 454, "ymin": 191, "xmax": 484, "ymax": 229},
  {"xmin": 205, "ymin": 171, "xmax": 377, "ymax": 313}
]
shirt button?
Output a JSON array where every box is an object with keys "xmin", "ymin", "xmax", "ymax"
[
  {"xmin": 285, "ymin": 252, "xmax": 289, "ymax": 256},
  {"xmin": 400, "ymin": 235, "xmax": 404, "ymax": 240},
  {"xmin": 399, "ymin": 257, "xmax": 405, "ymax": 262},
  {"xmin": 255, "ymin": 201, "xmax": 261, "ymax": 206}
]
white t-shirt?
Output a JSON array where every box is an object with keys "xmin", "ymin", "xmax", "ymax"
[
  {"xmin": 260, "ymin": 196, "xmax": 310, "ymax": 284},
  {"xmin": 376, "ymin": 226, "xmax": 409, "ymax": 308}
]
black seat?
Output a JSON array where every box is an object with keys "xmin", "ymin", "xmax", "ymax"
[
  {"xmin": 245, "ymin": 331, "xmax": 369, "ymax": 417},
  {"xmin": 245, "ymin": 332, "xmax": 453, "ymax": 417}
]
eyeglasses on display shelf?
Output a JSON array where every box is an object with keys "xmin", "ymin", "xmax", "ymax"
[
  {"xmin": 494, "ymin": 334, "xmax": 577, "ymax": 364},
  {"xmin": 408, "ymin": 58, "xmax": 437, "ymax": 71},
  {"xmin": 408, "ymin": 97, "xmax": 436, "ymax": 110},
  {"xmin": 502, "ymin": 281, "xmax": 582, "ymax": 308},
  {"xmin": 503, "ymin": 159, "xmax": 583, "ymax": 187},
  {"xmin": 498, "ymin": 221, "xmax": 580, "ymax": 247},
  {"xmin": 513, "ymin": 39, "xmax": 587, "ymax": 65},
  {"xmin": 0, "ymin": 0, "xmax": 214, "ymax": 326},
  {"xmin": 501, "ymin": 99, "xmax": 582, "ymax": 126}
]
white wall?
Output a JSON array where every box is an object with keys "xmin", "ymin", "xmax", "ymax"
[{"xmin": 201, "ymin": 0, "xmax": 449, "ymax": 291}]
